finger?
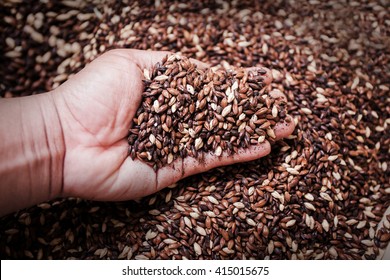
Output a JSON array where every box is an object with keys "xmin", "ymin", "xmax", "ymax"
[
  {"xmin": 110, "ymin": 49, "xmax": 211, "ymax": 72},
  {"xmin": 246, "ymin": 66, "xmax": 273, "ymax": 85},
  {"xmin": 156, "ymin": 141, "xmax": 271, "ymax": 190},
  {"xmin": 112, "ymin": 49, "xmax": 172, "ymax": 70},
  {"xmin": 274, "ymin": 115, "xmax": 295, "ymax": 140},
  {"xmin": 189, "ymin": 58, "xmax": 209, "ymax": 70},
  {"xmin": 111, "ymin": 49, "xmax": 274, "ymax": 86},
  {"xmin": 268, "ymin": 89, "xmax": 295, "ymax": 140}
]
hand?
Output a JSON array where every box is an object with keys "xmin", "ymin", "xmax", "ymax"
[{"xmin": 53, "ymin": 49, "xmax": 295, "ymax": 201}]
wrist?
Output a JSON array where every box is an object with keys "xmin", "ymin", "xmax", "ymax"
[
  {"xmin": 35, "ymin": 92, "xmax": 66, "ymax": 199},
  {"xmin": 0, "ymin": 93, "xmax": 65, "ymax": 215}
]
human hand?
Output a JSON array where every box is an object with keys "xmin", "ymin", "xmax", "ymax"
[{"xmin": 53, "ymin": 49, "xmax": 295, "ymax": 201}]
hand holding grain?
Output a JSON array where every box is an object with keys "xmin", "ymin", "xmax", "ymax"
[{"xmin": 53, "ymin": 49, "xmax": 295, "ymax": 201}]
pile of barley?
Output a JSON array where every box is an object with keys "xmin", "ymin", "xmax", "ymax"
[{"xmin": 1, "ymin": 0, "xmax": 389, "ymax": 259}]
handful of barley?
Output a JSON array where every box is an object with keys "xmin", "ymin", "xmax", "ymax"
[{"xmin": 128, "ymin": 54, "xmax": 289, "ymax": 170}]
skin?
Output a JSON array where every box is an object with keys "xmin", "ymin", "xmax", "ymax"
[{"xmin": 0, "ymin": 49, "xmax": 295, "ymax": 216}]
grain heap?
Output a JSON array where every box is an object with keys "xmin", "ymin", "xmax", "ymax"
[
  {"xmin": 128, "ymin": 54, "xmax": 288, "ymax": 169},
  {"xmin": 1, "ymin": 0, "xmax": 389, "ymax": 260}
]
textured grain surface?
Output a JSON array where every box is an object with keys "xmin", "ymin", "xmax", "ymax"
[
  {"xmin": 128, "ymin": 54, "xmax": 288, "ymax": 169},
  {"xmin": 0, "ymin": 0, "xmax": 389, "ymax": 259}
]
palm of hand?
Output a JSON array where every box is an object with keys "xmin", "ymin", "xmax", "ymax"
[{"xmin": 55, "ymin": 51, "xmax": 156, "ymax": 200}]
